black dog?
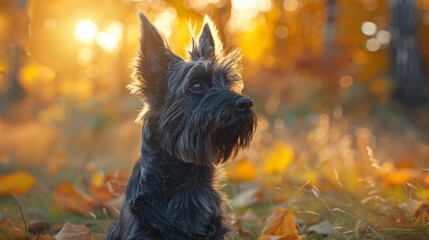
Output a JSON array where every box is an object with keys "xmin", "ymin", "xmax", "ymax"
[{"xmin": 105, "ymin": 13, "xmax": 256, "ymax": 240}]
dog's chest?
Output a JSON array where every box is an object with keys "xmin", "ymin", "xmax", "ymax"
[{"xmin": 163, "ymin": 160, "xmax": 223, "ymax": 235}]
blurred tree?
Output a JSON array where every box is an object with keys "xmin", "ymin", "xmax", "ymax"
[
  {"xmin": 0, "ymin": 0, "xmax": 27, "ymax": 116},
  {"xmin": 389, "ymin": 0, "xmax": 429, "ymax": 107}
]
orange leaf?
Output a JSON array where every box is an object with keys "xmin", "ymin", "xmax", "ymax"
[
  {"xmin": 261, "ymin": 208, "xmax": 299, "ymax": 238},
  {"xmin": 88, "ymin": 171, "xmax": 114, "ymax": 203},
  {"xmin": 55, "ymin": 223, "xmax": 92, "ymax": 240},
  {"xmin": 263, "ymin": 142, "xmax": 294, "ymax": 174},
  {"xmin": 87, "ymin": 170, "xmax": 129, "ymax": 204},
  {"xmin": 32, "ymin": 235, "xmax": 55, "ymax": 240},
  {"xmin": 0, "ymin": 171, "xmax": 36, "ymax": 195},
  {"xmin": 0, "ymin": 218, "xmax": 27, "ymax": 239},
  {"xmin": 259, "ymin": 235, "xmax": 300, "ymax": 240},
  {"xmin": 54, "ymin": 183, "xmax": 93, "ymax": 217},
  {"xmin": 226, "ymin": 159, "xmax": 257, "ymax": 182},
  {"xmin": 380, "ymin": 169, "xmax": 422, "ymax": 186}
]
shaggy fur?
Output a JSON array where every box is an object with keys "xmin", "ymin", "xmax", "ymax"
[{"xmin": 105, "ymin": 13, "xmax": 256, "ymax": 240}]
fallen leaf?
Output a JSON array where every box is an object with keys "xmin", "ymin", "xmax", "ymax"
[
  {"xmin": 28, "ymin": 219, "xmax": 50, "ymax": 234},
  {"xmin": 0, "ymin": 217, "xmax": 27, "ymax": 239},
  {"xmin": 55, "ymin": 223, "xmax": 92, "ymax": 240},
  {"xmin": 87, "ymin": 170, "xmax": 129, "ymax": 203},
  {"xmin": 88, "ymin": 171, "xmax": 115, "ymax": 203},
  {"xmin": 32, "ymin": 235, "xmax": 55, "ymax": 240},
  {"xmin": 231, "ymin": 183, "xmax": 264, "ymax": 208},
  {"xmin": 263, "ymin": 142, "xmax": 294, "ymax": 174},
  {"xmin": 54, "ymin": 182, "xmax": 93, "ymax": 217},
  {"xmin": 261, "ymin": 208, "xmax": 299, "ymax": 238},
  {"xmin": 259, "ymin": 236, "xmax": 298, "ymax": 240},
  {"xmin": 102, "ymin": 196, "xmax": 125, "ymax": 218},
  {"xmin": 380, "ymin": 169, "xmax": 422, "ymax": 186},
  {"xmin": 414, "ymin": 203, "xmax": 429, "ymax": 223},
  {"xmin": 0, "ymin": 171, "xmax": 36, "ymax": 195},
  {"xmin": 236, "ymin": 209, "xmax": 259, "ymax": 222},
  {"xmin": 226, "ymin": 159, "xmax": 257, "ymax": 182},
  {"xmin": 306, "ymin": 220, "xmax": 333, "ymax": 235}
]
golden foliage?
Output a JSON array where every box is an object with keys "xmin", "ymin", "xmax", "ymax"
[
  {"xmin": 0, "ymin": 171, "xmax": 36, "ymax": 195},
  {"xmin": 54, "ymin": 183, "xmax": 94, "ymax": 217},
  {"xmin": 226, "ymin": 158, "xmax": 257, "ymax": 182},
  {"xmin": 263, "ymin": 142, "xmax": 294, "ymax": 174},
  {"xmin": 260, "ymin": 208, "xmax": 300, "ymax": 240}
]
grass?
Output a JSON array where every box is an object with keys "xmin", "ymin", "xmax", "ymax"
[{"xmin": 1, "ymin": 108, "xmax": 429, "ymax": 239}]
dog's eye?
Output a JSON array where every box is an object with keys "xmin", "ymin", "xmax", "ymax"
[{"xmin": 189, "ymin": 81, "xmax": 206, "ymax": 93}]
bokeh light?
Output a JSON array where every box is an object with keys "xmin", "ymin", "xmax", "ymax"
[
  {"xmin": 75, "ymin": 19, "xmax": 98, "ymax": 43},
  {"xmin": 361, "ymin": 21, "xmax": 377, "ymax": 36},
  {"xmin": 96, "ymin": 21, "xmax": 123, "ymax": 53}
]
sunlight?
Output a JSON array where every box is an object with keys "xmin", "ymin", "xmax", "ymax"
[
  {"xmin": 153, "ymin": 8, "xmax": 177, "ymax": 40},
  {"xmin": 75, "ymin": 19, "xmax": 98, "ymax": 43},
  {"xmin": 228, "ymin": 0, "xmax": 272, "ymax": 32},
  {"xmin": 283, "ymin": 0, "xmax": 299, "ymax": 12},
  {"xmin": 232, "ymin": 0, "xmax": 258, "ymax": 10},
  {"xmin": 96, "ymin": 21, "xmax": 123, "ymax": 53}
]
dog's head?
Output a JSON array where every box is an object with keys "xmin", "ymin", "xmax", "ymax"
[{"xmin": 130, "ymin": 13, "xmax": 256, "ymax": 166}]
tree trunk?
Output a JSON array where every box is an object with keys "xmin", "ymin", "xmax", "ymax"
[{"xmin": 389, "ymin": 0, "xmax": 428, "ymax": 107}]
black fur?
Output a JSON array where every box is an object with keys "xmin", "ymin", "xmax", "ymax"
[{"xmin": 105, "ymin": 13, "xmax": 256, "ymax": 240}]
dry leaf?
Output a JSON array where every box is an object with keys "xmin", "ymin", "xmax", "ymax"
[
  {"xmin": 380, "ymin": 169, "xmax": 422, "ymax": 186},
  {"xmin": 0, "ymin": 218, "xmax": 27, "ymax": 240},
  {"xmin": 261, "ymin": 208, "xmax": 299, "ymax": 239},
  {"xmin": 28, "ymin": 219, "xmax": 50, "ymax": 234},
  {"xmin": 306, "ymin": 220, "xmax": 333, "ymax": 235},
  {"xmin": 102, "ymin": 196, "xmax": 125, "ymax": 218},
  {"xmin": 55, "ymin": 223, "xmax": 92, "ymax": 240},
  {"xmin": 87, "ymin": 170, "xmax": 129, "ymax": 203},
  {"xmin": 263, "ymin": 142, "xmax": 294, "ymax": 174},
  {"xmin": 259, "ymin": 235, "xmax": 298, "ymax": 240},
  {"xmin": 32, "ymin": 235, "xmax": 55, "ymax": 240},
  {"xmin": 54, "ymin": 182, "xmax": 94, "ymax": 217},
  {"xmin": 231, "ymin": 184, "xmax": 264, "ymax": 208},
  {"xmin": 88, "ymin": 171, "xmax": 115, "ymax": 203},
  {"xmin": 236, "ymin": 209, "xmax": 259, "ymax": 222},
  {"xmin": 226, "ymin": 159, "xmax": 257, "ymax": 182},
  {"xmin": 0, "ymin": 171, "xmax": 36, "ymax": 195},
  {"xmin": 414, "ymin": 203, "xmax": 429, "ymax": 223}
]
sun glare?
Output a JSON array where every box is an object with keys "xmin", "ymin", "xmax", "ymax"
[
  {"xmin": 75, "ymin": 19, "xmax": 98, "ymax": 43},
  {"xmin": 96, "ymin": 21, "xmax": 123, "ymax": 53}
]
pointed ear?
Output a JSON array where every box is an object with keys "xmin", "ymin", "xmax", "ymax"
[
  {"xmin": 130, "ymin": 13, "xmax": 178, "ymax": 109},
  {"xmin": 191, "ymin": 16, "xmax": 223, "ymax": 60}
]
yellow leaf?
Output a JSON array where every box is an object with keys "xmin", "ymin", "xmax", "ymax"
[
  {"xmin": 261, "ymin": 208, "xmax": 299, "ymax": 238},
  {"xmin": 54, "ymin": 183, "xmax": 93, "ymax": 217},
  {"xmin": 263, "ymin": 142, "xmax": 294, "ymax": 174},
  {"xmin": 380, "ymin": 169, "xmax": 422, "ymax": 186},
  {"xmin": 226, "ymin": 159, "xmax": 257, "ymax": 181},
  {"xmin": 0, "ymin": 171, "xmax": 36, "ymax": 195}
]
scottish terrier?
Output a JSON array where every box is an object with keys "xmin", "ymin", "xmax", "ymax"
[{"xmin": 105, "ymin": 13, "xmax": 256, "ymax": 240}]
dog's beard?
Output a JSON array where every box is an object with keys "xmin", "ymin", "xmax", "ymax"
[
  {"xmin": 209, "ymin": 110, "xmax": 256, "ymax": 164},
  {"xmin": 159, "ymin": 89, "xmax": 257, "ymax": 166}
]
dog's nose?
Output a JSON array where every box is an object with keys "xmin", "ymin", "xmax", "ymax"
[{"xmin": 235, "ymin": 97, "xmax": 253, "ymax": 112}]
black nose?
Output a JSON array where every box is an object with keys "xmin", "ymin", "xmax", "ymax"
[{"xmin": 235, "ymin": 97, "xmax": 253, "ymax": 112}]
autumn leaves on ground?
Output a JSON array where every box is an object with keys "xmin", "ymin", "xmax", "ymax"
[{"xmin": 2, "ymin": 113, "xmax": 429, "ymax": 240}]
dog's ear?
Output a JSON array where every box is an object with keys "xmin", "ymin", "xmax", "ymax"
[
  {"xmin": 130, "ymin": 12, "xmax": 181, "ymax": 110},
  {"xmin": 191, "ymin": 16, "xmax": 223, "ymax": 60}
]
